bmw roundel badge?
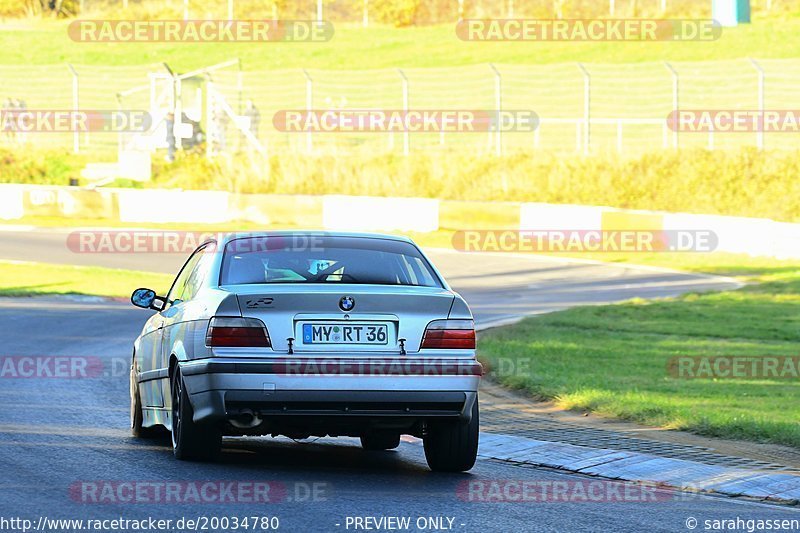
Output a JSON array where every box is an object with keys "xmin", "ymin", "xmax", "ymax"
[{"xmin": 339, "ymin": 296, "xmax": 355, "ymax": 312}]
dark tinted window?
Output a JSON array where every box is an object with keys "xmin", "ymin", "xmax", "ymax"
[{"xmin": 220, "ymin": 236, "xmax": 442, "ymax": 288}]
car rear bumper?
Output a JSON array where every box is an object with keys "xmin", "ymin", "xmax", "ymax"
[{"xmin": 180, "ymin": 357, "xmax": 481, "ymax": 425}]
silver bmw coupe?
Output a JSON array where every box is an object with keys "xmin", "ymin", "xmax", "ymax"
[{"xmin": 129, "ymin": 232, "xmax": 481, "ymax": 471}]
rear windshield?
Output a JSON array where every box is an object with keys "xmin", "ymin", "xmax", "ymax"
[{"xmin": 220, "ymin": 236, "xmax": 443, "ymax": 288}]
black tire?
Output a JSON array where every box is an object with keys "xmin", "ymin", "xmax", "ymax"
[
  {"xmin": 423, "ymin": 398, "xmax": 479, "ymax": 472},
  {"xmin": 171, "ymin": 367, "xmax": 221, "ymax": 461},
  {"xmin": 130, "ymin": 361, "xmax": 163, "ymax": 439},
  {"xmin": 360, "ymin": 431, "xmax": 401, "ymax": 451}
]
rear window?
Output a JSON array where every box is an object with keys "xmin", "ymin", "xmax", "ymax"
[{"xmin": 220, "ymin": 236, "xmax": 443, "ymax": 288}]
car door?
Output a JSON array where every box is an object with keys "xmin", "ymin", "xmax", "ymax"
[
  {"xmin": 138, "ymin": 245, "xmax": 207, "ymax": 408},
  {"xmin": 157, "ymin": 243, "xmax": 216, "ymax": 403},
  {"xmin": 136, "ymin": 309, "xmax": 165, "ymax": 409}
]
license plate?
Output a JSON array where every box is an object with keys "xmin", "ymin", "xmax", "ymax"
[{"xmin": 302, "ymin": 323, "xmax": 388, "ymax": 345}]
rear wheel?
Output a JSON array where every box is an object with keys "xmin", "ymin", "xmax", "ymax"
[
  {"xmin": 360, "ymin": 431, "xmax": 401, "ymax": 451},
  {"xmin": 423, "ymin": 398, "xmax": 479, "ymax": 472},
  {"xmin": 171, "ymin": 367, "xmax": 221, "ymax": 461}
]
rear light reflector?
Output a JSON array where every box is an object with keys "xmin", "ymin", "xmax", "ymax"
[
  {"xmin": 206, "ymin": 317, "xmax": 271, "ymax": 348},
  {"xmin": 421, "ymin": 319, "xmax": 476, "ymax": 349}
]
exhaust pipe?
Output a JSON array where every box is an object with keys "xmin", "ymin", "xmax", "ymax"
[{"xmin": 230, "ymin": 409, "xmax": 262, "ymax": 429}]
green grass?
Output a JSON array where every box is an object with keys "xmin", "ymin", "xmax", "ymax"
[
  {"xmin": 1, "ymin": 19, "xmax": 800, "ymax": 70},
  {"xmin": 478, "ymin": 258, "xmax": 800, "ymax": 447},
  {"xmin": 0, "ymin": 260, "xmax": 173, "ymax": 298},
  {"xmin": 0, "ymin": 147, "xmax": 90, "ymax": 185}
]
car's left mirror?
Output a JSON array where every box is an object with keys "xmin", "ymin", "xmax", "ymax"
[{"xmin": 131, "ymin": 288, "xmax": 166, "ymax": 311}]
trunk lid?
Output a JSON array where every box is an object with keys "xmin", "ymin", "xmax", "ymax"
[{"xmin": 229, "ymin": 284, "xmax": 455, "ymax": 353}]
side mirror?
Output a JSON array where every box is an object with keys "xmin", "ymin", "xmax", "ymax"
[{"xmin": 131, "ymin": 288, "xmax": 166, "ymax": 311}]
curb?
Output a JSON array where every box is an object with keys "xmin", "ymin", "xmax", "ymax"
[
  {"xmin": 404, "ymin": 432, "xmax": 800, "ymax": 505},
  {"xmin": 474, "ymin": 433, "xmax": 800, "ymax": 504}
]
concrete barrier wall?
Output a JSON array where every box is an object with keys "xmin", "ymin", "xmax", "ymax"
[
  {"xmin": 0, "ymin": 183, "xmax": 798, "ymax": 259},
  {"xmin": 116, "ymin": 189, "xmax": 231, "ymax": 224},
  {"xmin": 520, "ymin": 203, "xmax": 604, "ymax": 231},
  {"xmin": 661, "ymin": 212, "xmax": 800, "ymax": 259},
  {"xmin": 0, "ymin": 185, "xmax": 24, "ymax": 220}
]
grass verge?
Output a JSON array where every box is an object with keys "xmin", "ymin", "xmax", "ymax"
[
  {"xmin": 478, "ymin": 258, "xmax": 800, "ymax": 447},
  {"xmin": 2, "ymin": 19, "xmax": 800, "ymax": 70},
  {"xmin": 6, "ymin": 148, "xmax": 800, "ymax": 222},
  {"xmin": 0, "ymin": 260, "xmax": 173, "ymax": 298}
]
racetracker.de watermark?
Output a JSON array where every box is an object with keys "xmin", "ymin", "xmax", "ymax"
[
  {"xmin": 68, "ymin": 20, "xmax": 333, "ymax": 42},
  {"xmin": 70, "ymin": 481, "xmax": 328, "ymax": 504},
  {"xmin": 272, "ymin": 110, "xmax": 539, "ymax": 133},
  {"xmin": 668, "ymin": 110, "xmax": 800, "ymax": 133},
  {"xmin": 0, "ymin": 110, "xmax": 150, "ymax": 133},
  {"xmin": 0, "ymin": 356, "xmax": 128, "ymax": 379},
  {"xmin": 270, "ymin": 359, "xmax": 483, "ymax": 377},
  {"xmin": 457, "ymin": 480, "xmax": 692, "ymax": 503},
  {"xmin": 668, "ymin": 356, "xmax": 800, "ymax": 380},
  {"xmin": 452, "ymin": 230, "xmax": 718, "ymax": 253},
  {"xmin": 67, "ymin": 232, "xmax": 325, "ymax": 254},
  {"xmin": 455, "ymin": 19, "xmax": 721, "ymax": 41}
]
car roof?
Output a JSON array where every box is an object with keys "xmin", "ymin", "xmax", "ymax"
[{"xmin": 215, "ymin": 231, "xmax": 414, "ymax": 247}]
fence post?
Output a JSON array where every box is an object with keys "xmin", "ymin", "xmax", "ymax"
[
  {"xmin": 228, "ymin": 0, "xmax": 233, "ymax": 20},
  {"xmin": 489, "ymin": 63, "xmax": 502, "ymax": 156},
  {"xmin": 749, "ymin": 58, "xmax": 765, "ymax": 150},
  {"xmin": 398, "ymin": 68, "xmax": 409, "ymax": 156},
  {"xmin": 175, "ymin": 77, "xmax": 183, "ymax": 150},
  {"xmin": 67, "ymin": 64, "xmax": 79, "ymax": 154},
  {"xmin": 577, "ymin": 63, "xmax": 590, "ymax": 155},
  {"xmin": 507, "ymin": 0, "xmax": 514, "ymax": 17},
  {"xmin": 317, "ymin": 0, "xmax": 323, "ymax": 22},
  {"xmin": 237, "ymin": 57, "xmax": 243, "ymax": 115},
  {"xmin": 303, "ymin": 69, "xmax": 313, "ymax": 154},
  {"xmin": 163, "ymin": 62, "xmax": 175, "ymax": 110},
  {"xmin": 206, "ymin": 81, "xmax": 214, "ymax": 159},
  {"xmin": 183, "ymin": 0, "xmax": 189, "ymax": 20},
  {"xmin": 661, "ymin": 0, "xmax": 667, "ymax": 13},
  {"xmin": 149, "ymin": 74, "xmax": 156, "ymax": 114},
  {"xmin": 363, "ymin": 0, "xmax": 369, "ymax": 27},
  {"xmin": 609, "ymin": 0, "xmax": 615, "ymax": 17},
  {"xmin": 161, "ymin": 63, "xmax": 176, "ymax": 155},
  {"xmin": 116, "ymin": 92, "xmax": 123, "ymax": 155},
  {"xmin": 664, "ymin": 61, "xmax": 679, "ymax": 149},
  {"xmin": 458, "ymin": 0, "xmax": 464, "ymax": 20}
]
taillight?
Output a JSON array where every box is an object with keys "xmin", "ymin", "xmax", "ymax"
[
  {"xmin": 206, "ymin": 317, "xmax": 271, "ymax": 347},
  {"xmin": 421, "ymin": 319, "xmax": 476, "ymax": 349}
]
